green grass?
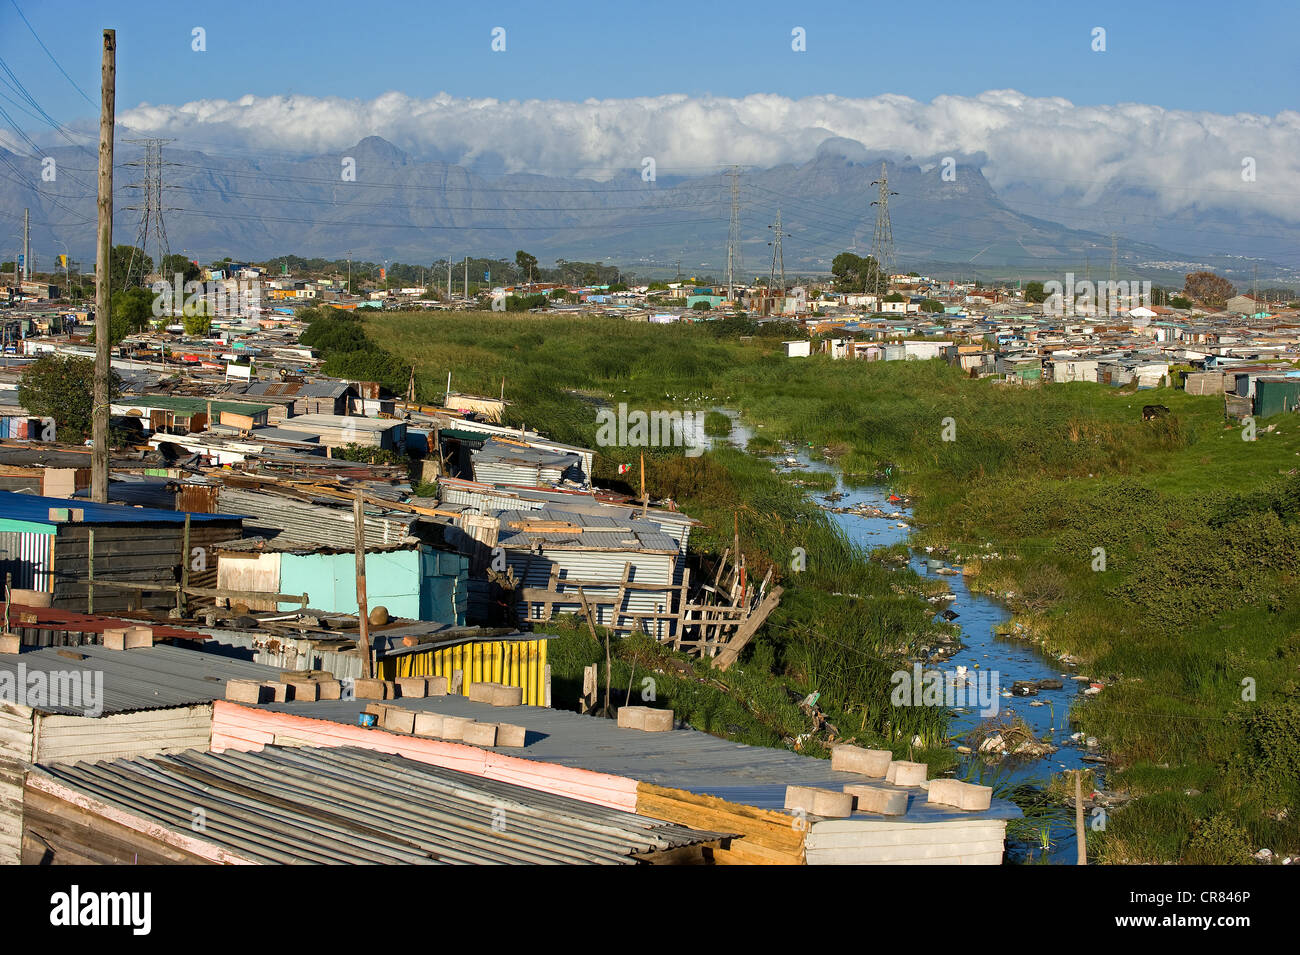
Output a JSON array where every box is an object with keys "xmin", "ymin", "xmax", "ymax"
[{"xmin": 354, "ymin": 309, "xmax": 1300, "ymax": 863}]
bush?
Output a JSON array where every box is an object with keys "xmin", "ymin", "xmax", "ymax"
[{"xmin": 1182, "ymin": 813, "xmax": 1254, "ymax": 865}]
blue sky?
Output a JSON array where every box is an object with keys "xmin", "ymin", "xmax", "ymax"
[{"xmin": 2, "ymin": 0, "xmax": 1297, "ymax": 126}]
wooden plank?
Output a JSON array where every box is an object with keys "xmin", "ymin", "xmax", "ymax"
[
  {"xmin": 713, "ymin": 586, "xmax": 784, "ymax": 671},
  {"xmin": 635, "ymin": 782, "xmax": 805, "ymax": 855}
]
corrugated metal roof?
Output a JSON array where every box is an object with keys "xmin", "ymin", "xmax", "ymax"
[
  {"xmin": 216, "ymin": 487, "xmax": 418, "ymax": 549},
  {"xmin": 254, "ymin": 697, "xmax": 1022, "ymax": 824},
  {"xmin": 0, "ymin": 490, "xmax": 241, "ymax": 525},
  {"xmin": 0, "ymin": 642, "xmax": 282, "ymax": 715},
  {"xmin": 30, "ymin": 745, "xmax": 722, "ymax": 863},
  {"xmin": 495, "ymin": 508, "xmax": 679, "ymax": 554}
]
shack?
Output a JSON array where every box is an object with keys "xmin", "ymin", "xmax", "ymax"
[
  {"xmin": 0, "ymin": 642, "xmax": 282, "ymax": 865},
  {"xmin": 0, "ymin": 491, "xmax": 244, "ymax": 613}
]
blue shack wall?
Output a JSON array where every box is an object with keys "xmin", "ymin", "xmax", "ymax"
[{"xmin": 277, "ymin": 547, "xmax": 467, "ymax": 624}]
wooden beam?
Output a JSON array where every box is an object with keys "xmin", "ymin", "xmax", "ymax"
[{"xmin": 713, "ymin": 586, "xmax": 784, "ymax": 671}]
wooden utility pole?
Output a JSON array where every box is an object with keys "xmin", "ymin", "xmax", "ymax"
[
  {"xmin": 353, "ymin": 489, "xmax": 373, "ymax": 679},
  {"xmin": 91, "ymin": 29, "xmax": 115, "ymax": 504},
  {"xmin": 639, "ymin": 451, "xmax": 647, "ymax": 517}
]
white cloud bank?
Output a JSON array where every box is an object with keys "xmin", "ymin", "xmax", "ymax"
[{"xmin": 117, "ymin": 90, "xmax": 1300, "ymax": 222}]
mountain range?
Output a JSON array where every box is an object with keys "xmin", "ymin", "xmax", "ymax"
[{"xmin": 3, "ymin": 135, "xmax": 1295, "ymax": 287}]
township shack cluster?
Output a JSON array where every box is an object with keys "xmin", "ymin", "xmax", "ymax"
[{"xmin": 0, "ymin": 316, "xmax": 1019, "ymax": 865}]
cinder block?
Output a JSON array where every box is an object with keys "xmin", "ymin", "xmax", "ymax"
[
  {"xmin": 784, "ymin": 785, "xmax": 853, "ymax": 818},
  {"xmin": 224, "ymin": 679, "xmax": 264, "ymax": 704},
  {"xmin": 885, "ymin": 760, "xmax": 928, "ymax": 787},
  {"xmin": 413, "ymin": 711, "xmax": 445, "ymax": 737},
  {"xmin": 467, "ymin": 681, "xmax": 495, "ymax": 704},
  {"xmin": 354, "ymin": 678, "xmax": 389, "ymax": 700},
  {"xmin": 812, "ymin": 789, "xmax": 854, "ymax": 817},
  {"xmin": 381, "ymin": 706, "xmax": 416, "ymax": 734},
  {"xmin": 440, "ymin": 716, "xmax": 472, "ymax": 741},
  {"xmin": 831, "ymin": 745, "xmax": 893, "ymax": 777},
  {"xmin": 926, "ymin": 778, "xmax": 993, "ymax": 812},
  {"xmin": 101, "ymin": 627, "xmax": 129, "ymax": 651},
  {"xmin": 284, "ymin": 679, "xmax": 319, "ymax": 702},
  {"xmin": 844, "ymin": 783, "xmax": 909, "ymax": 815},
  {"xmin": 426, "ymin": 675, "xmax": 449, "ymax": 696},
  {"xmin": 315, "ymin": 679, "xmax": 342, "ymax": 701},
  {"xmin": 363, "ymin": 702, "xmax": 389, "ymax": 718},
  {"xmin": 496, "ymin": 723, "xmax": 527, "ymax": 747},
  {"xmin": 785, "ymin": 785, "xmax": 818, "ymax": 813},
  {"xmin": 462, "ymin": 721, "xmax": 498, "ymax": 747},
  {"xmin": 617, "ymin": 706, "xmax": 673, "ymax": 731},
  {"xmin": 261, "ymin": 681, "xmax": 288, "ymax": 703},
  {"xmin": 489, "ymin": 684, "xmax": 523, "ymax": 707},
  {"xmin": 640, "ymin": 708, "xmax": 674, "ymax": 732},
  {"xmin": 616, "ymin": 706, "xmax": 646, "ymax": 729},
  {"xmin": 0, "ymin": 633, "xmax": 20, "ymax": 655},
  {"xmin": 123, "ymin": 626, "xmax": 154, "ymax": 649},
  {"xmin": 396, "ymin": 676, "xmax": 428, "ymax": 698}
]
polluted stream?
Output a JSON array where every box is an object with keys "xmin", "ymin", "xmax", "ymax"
[{"xmin": 702, "ymin": 412, "xmax": 1095, "ymax": 862}]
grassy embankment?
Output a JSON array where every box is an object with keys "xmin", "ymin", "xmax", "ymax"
[
  {"xmin": 344, "ymin": 308, "xmax": 1298, "ymax": 863},
  {"xmin": 331, "ymin": 309, "xmax": 960, "ymax": 766}
]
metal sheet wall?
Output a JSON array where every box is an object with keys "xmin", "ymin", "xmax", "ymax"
[
  {"xmin": 0, "ymin": 530, "xmax": 54, "ymax": 593},
  {"xmin": 376, "ymin": 638, "xmax": 549, "ymax": 707}
]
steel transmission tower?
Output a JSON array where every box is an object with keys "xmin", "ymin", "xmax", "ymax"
[
  {"xmin": 124, "ymin": 138, "xmax": 176, "ymax": 288},
  {"xmin": 725, "ymin": 166, "xmax": 743, "ymax": 302},
  {"xmin": 768, "ymin": 208, "xmax": 786, "ymax": 314},
  {"xmin": 870, "ymin": 162, "xmax": 898, "ymax": 294}
]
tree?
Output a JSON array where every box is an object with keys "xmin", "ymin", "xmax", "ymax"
[
  {"xmin": 17, "ymin": 354, "xmax": 121, "ymax": 441},
  {"xmin": 113, "ymin": 286, "xmax": 155, "ymax": 334},
  {"xmin": 1170, "ymin": 295, "xmax": 1194, "ymax": 310},
  {"xmin": 691, "ymin": 300, "xmax": 712, "ymax": 311},
  {"xmin": 1184, "ymin": 271, "xmax": 1235, "ymax": 309},
  {"xmin": 1024, "ymin": 280, "xmax": 1049, "ymax": 304},
  {"xmin": 515, "ymin": 250, "xmax": 538, "ymax": 283},
  {"xmin": 108, "ymin": 244, "xmax": 151, "ymax": 292},
  {"xmin": 919, "ymin": 298, "xmax": 944, "ymax": 313},
  {"xmin": 159, "ymin": 253, "xmax": 201, "ymax": 284},
  {"xmin": 830, "ymin": 252, "xmax": 886, "ymax": 295}
]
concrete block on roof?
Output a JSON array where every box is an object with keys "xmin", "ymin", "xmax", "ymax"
[
  {"xmin": 440, "ymin": 716, "xmax": 473, "ymax": 741},
  {"xmin": 284, "ymin": 679, "xmax": 319, "ymax": 702},
  {"xmin": 467, "ymin": 681, "xmax": 495, "ymax": 704},
  {"xmin": 261, "ymin": 681, "xmax": 288, "ymax": 703},
  {"xmin": 315, "ymin": 679, "xmax": 342, "ymax": 701},
  {"xmin": 123, "ymin": 626, "xmax": 154, "ymax": 649},
  {"xmin": 496, "ymin": 723, "xmax": 527, "ymax": 747},
  {"xmin": 489, "ymin": 684, "xmax": 523, "ymax": 707},
  {"xmin": 381, "ymin": 706, "xmax": 416, "ymax": 735},
  {"xmin": 0, "ymin": 633, "xmax": 20, "ymax": 655},
  {"xmin": 844, "ymin": 784, "xmax": 908, "ymax": 815},
  {"xmin": 885, "ymin": 760, "xmax": 928, "ymax": 787},
  {"xmin": 927, "ymin": 778, "xmax": 993, "ymax": 812},
  {"xmin": 616, "ymin": 706, "xmax": 674, "ymax": 731},
  {"xmin": 426, "ymin": 675, "xmax": 449, "ymax": 696},
  {"xmin": 413, "ymin": 711, "xmax": 445, "ymax": 738},
  {"xmin": 831, "ymin": 745, "xmax": 892, "ymax": 777},
  {"xmin": 101, "ymin": 628, "xmax": 129, "ymax": 651},
  {"xmin": 785, "ymin": 785, "xmax": 853, "ymax": 818},
  {"xmin": 396, "ymin": 676, "xmax": 428, "ymax": 698},
  {"xmin": 225, "ymin": 679, "xmax": 264, "ymax": 704},
  {"xmin": 463, "ymin": 721, "xmax": 498, "ymax": 747},
  {"xmin": 354, "ymin": 678, "xmax": 390, "ymax": 700}
]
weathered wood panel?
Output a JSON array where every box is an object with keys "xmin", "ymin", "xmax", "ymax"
[{"xmin": 0, "ymin": 701, "xmax": 35, "ymax": 866}]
